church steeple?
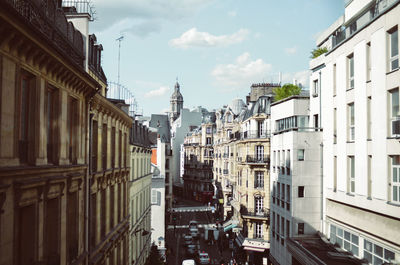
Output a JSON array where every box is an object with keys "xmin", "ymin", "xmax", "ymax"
[{"xmin": 170, "ymin": 79, "xmax": 183, "ymax": 122}]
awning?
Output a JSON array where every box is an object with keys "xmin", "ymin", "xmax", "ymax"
[
  {"xmin": 244, "ymin": 246, "xmax": 265, "ymax": 252},
  {"xmin": 223, "ymin": 219, "xmax": 239, "ymax": 232},
  {"xmin": 235, "ymin": 233, "xmax": 245, "ymax": 247},
  {"xmin": 224, "ymin": 223, "xmax": 238, "ymax": 232},
  {"xmin": 242, "ymin": 238, "xmax": 270, "ymax": 252}
]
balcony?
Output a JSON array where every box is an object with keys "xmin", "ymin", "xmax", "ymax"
[
  {"xmin": 4, "ymin": 0, "xmax": 85, "ymax": 67},
  {"xmin": 240, "ymin": 130, "xmax": 270, "ymax": 140},
  {"xmin": 240, "ymin": 206, "xmax": 270, "ymax": 220},
  {"xmin": 246, "ymin": 155, "xmax": 270, "ymax": 165}
]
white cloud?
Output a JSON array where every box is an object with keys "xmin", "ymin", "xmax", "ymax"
[
  {"xmin": 285, "ymin": 46, "xmax": 297, "ymax": 55},
  {"xmin": 211, "ymin": 52, "xmax": 272, "ymax": 90},
  {"xmin": 169, "ymin": 28, "xmax": 249, "ymax": 49},
  {"xmin": 92, "ymin": 0, "xmax": 214, "ymax": 37},
  {"xmin": 144, "ymin": 86, "xmax": 170, "ymax": 98},
  {"xmin": 281, "ymin": 70, "xmax": 310, "ymax": 88},
  {"xmin": 228, "ymin": 11, "xmax": 237, "ymax": 17}
]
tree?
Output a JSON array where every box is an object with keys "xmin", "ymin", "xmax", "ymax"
[
  {"xmin": 310, "ymin": 47, "xmax": 328, "ymax": 58},
  {"xmin": 144, "ymin": 243, "xmax": 165, "ymax": 265},
  {"xmin": 273, "ymin": 84, "xmax": 301, "ymax": 101}
]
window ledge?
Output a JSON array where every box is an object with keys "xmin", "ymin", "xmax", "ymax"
[
  {"xmin": 387, "ymin": 201, "xmax": 400, "ymax": 207},
  {"xmin": 386, "ymin": 68, "xmax": 399, "ymax": 75},
  {"xmin": 346, "ymin": 88, "xmax": 354, "ymax": 92},
  {"xmin": 346, "ymin": 141, "xmax": 355, "ymax": 143},
  {"xmin": 387, "ymin": 136, "xmax": 400, "ymax": 140},
  {"xmin": 346, "ymin": 192, "xmax": 355, "ymax": 197},
  {"xmin": 366, "ymin": 80, "xmax": 371, "ymax": 83}
]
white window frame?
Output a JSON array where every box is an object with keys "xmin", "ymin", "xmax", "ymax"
[
  {"xmin": 297, "ymin": 149, "xmax": 304, "ymax": 161},
  {"xmin": 389, "ymin": 28, "xmax": 399, "ymax": 71},
  {"xmin": 348, "ymin": 54, "xmax": 354, "ymax": 89},
  {"xmin": 255, "ymin": 222, "xmax": 263, "ymax": 238},
  {"xmin": 348, "ymin": 156, "xmax": 355, "ymax": 193},
  {"xmin": 364, "ymin": 239, "xmax": 395, "ymax": 264},
  {"xmin": 391, "ymin": 155, "xmax": 400, "ymax": 204},
  {"xmin": 348, "ymin": 103, "xmax": 355, "ymax": 141},
  {"xmin": 255, "ymin": 196, "xmax": 263, "ymax": 214},
  {"xmin": 330, "ymin": 224, "xmax": 359, "ymax": 256},
  {"xmin": 313, "ymin": 79, "xmax": 319, "ymax": 97},
  {"xmin": 255, "ymin": 171, "xmax": 264, "ymax": 189},
  {"xmin": 390, "ymin": 88, "xmax": 399, "ymax": 136},
  {"xmin": 256, "ymin": 145, "xmax": 264, "ymax": 161}
]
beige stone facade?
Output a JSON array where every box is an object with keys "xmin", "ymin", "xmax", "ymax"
[
  {"xmin": 0, "ymin": 1, "xmax": 132, "ymax": 265},
  {"xmin": 183, "ymin": 122, "xmax": 215, "ymax": 203},
  {"xmin": 129, "ymin": 121, "xmax": 152, "ymax": 265}
]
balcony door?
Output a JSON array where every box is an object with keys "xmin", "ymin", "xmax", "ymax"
[
  {"xmin": 256, "ymin": 145, "xmax": 264, "ymax": 161},
  {"xmin": 255, "ymin": 196, "xmax": 263, "ymax": 214}
]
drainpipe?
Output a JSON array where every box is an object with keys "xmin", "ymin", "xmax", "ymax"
[
  {"xmin": 86, "ymin": 105, "xmax": 94, "ymax": 265},
  {"xmin": 319, "ymin": 70, "xmax": 324, "ymax": 234}
]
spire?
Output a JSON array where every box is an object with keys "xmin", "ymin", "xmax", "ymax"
[{"xmin": 174, "ymin": 77, "xmax": 180, "ymax": 92}]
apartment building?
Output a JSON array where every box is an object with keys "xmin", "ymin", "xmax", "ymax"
[
  {"xmin": 213, "ymin": 84, "xmax": 276, "ymax": 264},
  {"xmin": 183, "ymin": 115, "xmax": 216, "ymax": 203},
  {"xmin": 269, "ymin": 93, "xmax": 324, "ymax": 265},
  {"xmin": 304, "ymin": 0, "xmax": 400, "ymax": 264},
  {"xmin": 129, "ymin": 121, "xmax": 152, "ymax": 265},
  {"xmin": 0, "ymin": 1, "xmax": 133, "ymax": 264}
]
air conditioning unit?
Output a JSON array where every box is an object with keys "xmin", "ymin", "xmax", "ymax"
[{"xmin": 392, "ymin": 119, "xmax": 400, "ymax": 135}]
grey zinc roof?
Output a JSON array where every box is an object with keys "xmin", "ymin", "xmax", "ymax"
[{"xmin": 149, "ymin": 114, "xmax": 171, "ymax": 143}]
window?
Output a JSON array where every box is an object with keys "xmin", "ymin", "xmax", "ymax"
[
  {"xmin": 273, "ymin": 151, "xmax": 276, "ymax": 172},
  {"xmin": 364, "ymin": 239, "xmax": 395, "ymax": 264},
  {"xmin": 298, "ymin": 186, "xmax": 304, "ymax": 198},
  {"xmin": 314, "ymin": 114, "xmax": 319, "ymax": 128},
  {"xmin": 272, "ymin": 212, "xmax": 275, "ymax": 237},
  {"xmin": 389, "ymin": 28, "xmax": 399, "ymax": 71},
  {"xmin": 277, "ymin": 183, "xmax": 280, "ymax": 206},
  {"xmin": 334, "ymin": 108, "xmax": 337, "ymax": 144},
  {"xmin": 206, "ymin": 137, "xmax": 212, "ymax": 145},
  {"xmin": 334, "ymin": 156, "xmax": 337, "ymax": 192},
  {"xmin": 45, "ymin": 198, "xmax": 60, "ymax": 265},
  {"xmin": 286, "ymin": 150, "xmax": 291, "ymax": 175},
  {"xmin": 102, "ymin": 124, "xmax": 107, "ymax": 170},
  {"xmin": 286, "ymin": 185, "xmax": 291, "ymax": 210},
  {"xmin": 255, "ymin": 222, "xmax": 263, "ymax": 238},
  {"xmin": 165, "ymin": 159, "xmax": 169, "ymax": 170},
  {"xmin": 255, "ymin": 196, "xmax": 264, "ymax": 214},
  {"xmin": 101, "ymin": 188, "xmax": 106, "ymax": 238},
  {"xmin": 18, "ymin": 204, "xmax": 37, "ymax": 265},
  {"xmin": 348, "ymin": 103, "xmax": 355, "ymax": 141},
  {"xmin": 367, "ymin": 42, "xmax": 371, "ymax": 81},
  {"xmin": 111, "ymin": 127, "xmax": 116, "ymax": 168},
  {"xmin": 254, "ymin": 171, "xmax": 264, "ymax": 188},
  {"xmin": 206, "ymin": 127, "xmax": 212, "ymax": 134},
  {"xmin": 256, "ymin": 145, "xmax": 264, "ymax": 161},
  {"xmin": 368, "ymin": 155, "xmax": 372, "ymax": 198},
  {"xmin": 298, "ymin": 223, "xmax": 304, "ymax": 235},
  {"xmin": 258, "ymin": 121, "xmax": 265, "ymax": 137},
  {"xmin": 67, "ymin": 192, "xmax": 78, "ymax": 262},
  {"xmin": 151, "ymin": 190, "xmax": 158, "ymax": 204},
  {"xmin": 298, "ymin": 149, "xmax": 304, "ymax": 161},
  {"xmin": 330, "ymin": 224, "xmax": 359, "ymax": 256},
  {"xmin": 391, "ymin": 155, "xmax": 400, "ymax": 203},
  {"xmin": 19, "ymin": 73, "xmax": 34, "ymax": 163},
  {"xmin": 277, "ymin": 214, "xmax": 280, "ymax": 240},
  {"xmin": 313, "ymin": 79, "xmax": 318, "ymax": 97},
  {"xmin": 67, "ymin": 96, "xmax": 78, "ymax": 164},
  {"xmin": 348, "ymin": 53, "xmax": 354, "ymax": 89},
  {"xmin": 90, "ymin": 193, "xmax": 96, "ymax": 248},
  {"xmin": 272, "ymin": 181, "xmax": 276, "ymax": 204},
  {"xmin": 333, "ymin": 63, "xmax": 337, "ymax": 96},
  {"xmin": 390, "ymin": 88, "xmax": 399, "ymax": 136},
  {"xmin": 348, "ymin": 156, "xmax": 355, "ymax": 193},
  {"xmin": 46, "ymin": 86, "xmax": 57, "ymax": 164},
  {"xmin": 367, "ymin": 97, "xmax": 372, "ymax": 139},
  {"xmin": 286, "ymin": 220, "xmax": 290, "ymax": 238},
  {"xmin": 92, "ymin": 121, "xmax": 98, "ymax": 172},
  {"xmin": 281, "ymin": 183, "xmax": 285, "ymax": 202}
]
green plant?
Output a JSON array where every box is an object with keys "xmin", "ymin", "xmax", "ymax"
[
  {"xmin": 273, "ymin": 84, "xmax": 301, "ymax": 101},
  {"xmin": 310, "ymin": 47, "xmax": 328, "ymax": 59}
]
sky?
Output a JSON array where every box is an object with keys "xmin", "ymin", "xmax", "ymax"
[{"xmin": 90, "ymin": 0, "xmax": 344, "ymax": 116}]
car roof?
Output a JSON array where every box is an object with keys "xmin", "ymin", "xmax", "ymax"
[{"xmin": 182, "ymin": 259, "xmax": 196, "ymax": 265}]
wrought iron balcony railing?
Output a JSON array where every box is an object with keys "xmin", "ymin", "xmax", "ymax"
[
  {"xmin": 240, "ymin": 207, "xmax": 270, "ymax": 219},
  {"xmin": 246, "ymin": 155, "xmax": 270, "ymax": 164}
]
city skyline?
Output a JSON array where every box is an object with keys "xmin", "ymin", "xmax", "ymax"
[{"xmin": 92, "ymin": 0, "xmax": 344, "ymax": 116}]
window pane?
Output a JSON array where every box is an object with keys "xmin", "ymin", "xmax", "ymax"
[
  {"xmin": 391, "ymin": 30, "xmax": 398, "ymax": 57},
  {"xmin": 392, "ymin": 58, "xmax": 399, "ymax": 70},
  {"xmin": 344, "ymin": 240, "xmax": 351, "ymax": 251},
  {"xmin": 374, "ymin": 245, "xmax": 383, "ymax": 257},
  {"xmin": 337, "ymin": 228, "xmax": 343, "ymax": 237},
  {"xmin": 393, "ymin": 186, "xmax": 398, "ymax": 201},
  {"xmin": 364, "ymin": 251, "xmax": 372, "ymax": 263},
  {"xmin": 373, "ymin": 256, "xmax": 383, "ymax": 265},
  {"xmin": 394, "ymin": 167, "xmax": 398, "ymax": 182},
  {"xmin": 344, "ymin": 231, "xmax": 350, "ymax": 241},
  {"xmin": 365, "ymin": 240, "xmax": 372, "ymax": 251},
  {"xmin": 351, "ymin": 245, "xmax": 359, "ymax": 256},
  {"xmin": 392, "ymin": 89, "xmax": 399, "ymax": 117},
  {"xmin": 352, "ymin": 234, "xmax": 359, "ymax": 245},
  {"xmin": 384, "ymin": 249, "xmax": 395, "ymax": 260}
]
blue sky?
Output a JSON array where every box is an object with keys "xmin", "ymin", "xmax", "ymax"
[{"xmin": 91, "ymin": 0, "xmax": 344, "ymax": 116}]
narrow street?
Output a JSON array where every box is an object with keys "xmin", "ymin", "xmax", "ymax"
[{"xmin": 166, "ymin": 198, "xmax": 235, "ymax": 265}]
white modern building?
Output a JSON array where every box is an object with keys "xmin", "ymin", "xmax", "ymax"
[
  {"xmin": 269, "ymin": 93, "xmax": 323, "ymax": 265},
  {"xmin": 308, "ymin": 0, "xmax": 400, "ymax": 264},
  {"xmin": 150, "ymin": 164, "xmax": 166, "ymax": 261}
]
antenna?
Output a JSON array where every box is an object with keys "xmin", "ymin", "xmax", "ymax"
[{"xmin": 116, "ymin": 35, "xmax": 124, "ymax": 99}]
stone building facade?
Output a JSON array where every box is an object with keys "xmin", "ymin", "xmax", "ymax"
[
  {"xmin": 129, "ymin": 120, "xmax": 152, "ymax": 265},
  {"xmin": 0, "ymin": 1, "xmax": 133, "ymax": 265}
]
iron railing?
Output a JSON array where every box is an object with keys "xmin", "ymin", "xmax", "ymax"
[
  {"xmin": 240, "ymin": 207, "xmax": 270, "ymax": 218},
  {"xmin": 240, "ymin": 130, "xmax": 271, "ymax": 140},
  {"xmin": 246, "ymin": 155, "xmax": 270, "ymax": 164}
]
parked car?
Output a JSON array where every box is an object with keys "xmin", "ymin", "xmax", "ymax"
[
  {"xmin": 183, "ymin": 234, "xmax": 193, "ymax": 246},
  {"xmin": 197, "ymin": 251, "xmax": 210, "ymax": 264},
  {"xmin": 189, "ymin": 220, "xmax": 199, "ymax": 238},
  {"xmin": 182, "ymin": 259, "xmax": 196, "ymax": 265},
  {"xmin": 186, "ymin": 243, "xmax": 200, "ymax": 256}
]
